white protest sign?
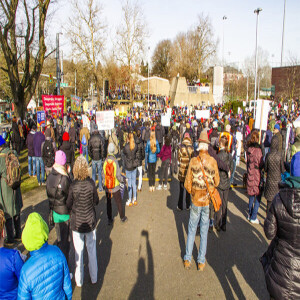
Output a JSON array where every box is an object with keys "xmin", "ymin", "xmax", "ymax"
[
  {"xmin": 254, "ymin": 99, "xmax": 271, "ymax": 131},
  {"xmin": 115, "ymin": 108, "xmax": 119, "ymax": 116},
  {"xmin": 96, "ymin": 111, "xmax": 115, "ymax": 130},
  {"xmin": 284, "ymin": 104, "xmax": 288, "ymax": 111},
  {"xmin": 292, "ymin": 104, "xmax": 295, "ymax": 111},
  {"xmin": 82, "ymin": 115, "xmax": 90, "ymax": 129},
  {"xmin": 294, "ymin": 116, "xmax": 300, "ymax": 128},
  {"xmin": 136, "ymin": 112, "xmax": 139, "ymax": 119},
  {"xmin": 195, "ymin": 110, "xmax": 210, "ymax": 120},
  {"xmin": 167, "ymin": 108, "xmax": 172, "ymax": 117},
  {"xmin": 161, "ymin": 114, "xmax": 170, "ymax": 127}
]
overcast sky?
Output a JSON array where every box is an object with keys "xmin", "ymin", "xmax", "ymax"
[{"xmin": 51, "ymin": 0, "xmax": 300, "ymax": 68}]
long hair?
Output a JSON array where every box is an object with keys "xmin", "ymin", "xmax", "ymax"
[
  {"xmin": 219, "ymin": 136, "xmax": 229, "ymax": 152},
  {"xmin": 0, "ymin": 209, "xmax": 5, "ymax": 235},
  {"xmin": 129, "ymin": 132, "xmax": 135, "ymax": 151},
  {"xmin": 248, "ymin": 130, "xmax": 259, "ymax": 147},
  {"xmin": 73, "ymin": 156, "xmax": 89, "ymax": 181},
  {"xmin": 150, "ymin": 130, "xmax": 157, "ymax": 153}
]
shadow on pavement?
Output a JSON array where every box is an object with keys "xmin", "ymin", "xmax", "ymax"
[{"xmin": 128, "ymin": 230, "xmax": 154, "ymax": 300}]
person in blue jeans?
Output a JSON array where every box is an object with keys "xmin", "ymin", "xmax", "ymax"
[
  {"xmin": 123, "ymin": 132, "xmax": 138, "ymax": 206},
  {"xmin": 26, "ymin": 125, "xmax": 36, "ymax": 176},
  {"xmin": 183, "ymin": 131, "xmax": 220, "ymax": 271},
  {"xmin": 33, "ymin": 127, "xmax": 45, "ymax": 185}
]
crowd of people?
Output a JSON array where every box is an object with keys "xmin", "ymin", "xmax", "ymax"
[{"xmin": 0, "ymin": 101, "xmax": 299, "ymax": 299}]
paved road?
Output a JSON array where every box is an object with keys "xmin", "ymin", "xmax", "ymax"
[{"xmin": 19, "ymin": 162, "xmax": 269, "ymax": 300}]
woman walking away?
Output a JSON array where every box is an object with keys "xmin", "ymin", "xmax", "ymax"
[
  {"xmin": 103, "ymin": 143, "xmax": 128, "ymax": 224},
  {"xmin": 262, "ymin": 152, "xmax": 300, "ymax": 300},
  {"xmin": 264, "ymin": 135, "xmax": 285, "ymax": 214},
  {"xmin": 0, "ymin": 209, "xmax": 24, "ymax": 300},
  {"xmin": 157, "ymin": 136, "xmax": 172, "ymax": 190},
  {"xmin": 123, "ymin": 132, "xmax": 138, "ymax": 206},
  {"xmin": 135, "ymin": 129, "xmax": 145, "ymax": 192},
  {"xmin": 145, "ymin": 130, "xmax": 160, "ymax": 192},
  {"xmin": 66, "ymin": 156, "xmax": 99, "ymax": 287},
  {"xmin": 246, "ymin": 130, "xmax": 264, "ymax": 224}
]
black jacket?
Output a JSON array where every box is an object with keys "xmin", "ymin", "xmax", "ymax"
[
  {"xmin": 217, "ymin": 149, "xmax": 233, "ymax": 190},
  {"xmin": 69, "ymin": 127, "xmax": 77, "ymax": 144},
  {"xmin": 46, "ymin": 168, "xmax": 71, "ymax": 215},
  {"xmin": 66, "ymin": 178, "xmax": 99, "ymax": 233},
  {"xmin": 142, "ymin": 127, "xmax": 151, "ymax": 143},
  {"xmin": 88, "ymin": 132, "xmax": 105, "ymax": 161},
  {"xmin": 26, "ymin": 131, "xmax": 35, "ymax": 157},
  {"xmin": 60, "ymin": 141, "xmax": 75, "ymax": 167},
  {"xmin": 263, "ymin": 178, "xmax": 300, "ymax": 300},
  {"xmin": 264, "ymin": 136, "xmax": 285, "ymax": 202},
  {"xmin": 135, "ymin": 136, "xmax": 145, "ymax": 167},
  {"xmin": 155, "ymin": 124, "xmax": 164, "ymax": 143},
  {"xmin": 123, "ymin": 142, "xmax": 138, "ymax": 171}
]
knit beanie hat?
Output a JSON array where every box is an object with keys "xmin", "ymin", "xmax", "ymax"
[
  {"xmin": 291, "ymin": 152, "xmax": 300, "ymax": 177},
  {"xmin": 62, "ymin": 132, "xmax": 69, "ymax": 141},
  {"xmin": 108, "ymin": 143, "xmax": 115, "ymax": 155},
  {"xmin": 55, "ymin": 150, "xmax": 66, "ymax": 166},
  {"xmin": 274, "ymin": 124, "xmax": 280, "ymax": 131},
  {"xmin": 22, "ymin": 212, "xmax": 49, "ymax": 252},
  {"xmin": 184, "ymin": 132, "xmax": 190, "ymax": 139}
]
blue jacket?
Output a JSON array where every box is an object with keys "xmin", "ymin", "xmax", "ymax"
[
  {"xmin": 18, "ymin": 243, "xmax": 72, "ymax": 300},
  {"xmin": 0, "ymin": 247, "xmax": 24, "ymax": 300},
  {"xmin": 145, "ymin": 140, "xmax": 160, "ymax": 163}
]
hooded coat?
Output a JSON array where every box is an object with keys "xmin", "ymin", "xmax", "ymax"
[
  {"xmin": 177, "ymin": 137, "xmax": 194, "ymax": 182},
  {"xmin": 246, "ymin": 142, "xmax": 264, "ymax": 196},
  {"xmin": 263, "ymin": 176, "xmax": 300, "ymax": 300},
  {"xmin": 264, "ymin": 136, "xmax": 285, "ymax": 202}
]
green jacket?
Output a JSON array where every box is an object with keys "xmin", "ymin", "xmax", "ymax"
[
  {"xmin": 0, "ymin": 147, "xmax": 23, "ymax": 219},
  {"xmin": 291, "ymin": 136, "xmax": 300, "ymax": 158}
]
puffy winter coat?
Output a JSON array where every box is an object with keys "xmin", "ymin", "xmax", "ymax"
[
  {"xmin": 67, "ymin": 178, "xmax": 99, "ymax": 233},
  {"xmin": 263, "ymin": 176, "xmax": 300, "ymax": 300},
  {"xmin": 178, "ymin": 137, "xmax": 194, "ymax": 182},
  {"xmin": 264, "ymin": 136, "xmax": 285, "ymax": 202},
  {"xmin": 135, "ymin": 136, "xmax": 145, "ymax": 167},
  {"xmin": 46, "ymin": 167, "xmax": 71, "ymax": 215},
  {"xmin": 60, "ymin": 141, "xmax": 75, "ymax": 167},
  {"xmin": 68, "ymin": 126, "xmax": 77, "ymax": 144},
  {"xmin": 246, "ymin": 142, "xmax": 264, "ymax": 196},
  {"xmin": 217, "ymin": 149, "xmax": 233, "ymax": 190},
  {"xmin": 155, "ymin": 124, "xmax": 164, "ymax": 144},
  {"xmin": 123, "ymin": 142, "xmax": 138, "ymax": 171},
  {"xmin": 145, "ymin": 140, "xmax": 160, "ymax": 163},
  {"xmin": 88, "ymin": 132, "xmax": 105, "ymax": 161},
  {"xmin": 17, "ymin": 243, "xmax": 72, "ymax": 300}
]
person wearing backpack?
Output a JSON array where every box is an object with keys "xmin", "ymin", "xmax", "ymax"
[
  {"xmin": 79, "ymin": 125, "xmax": 90, "ymax": 163},
  {"xmin": 56, "ymin": 119, "xmax": 64, "ymax": 148},
  {"xmin": 102, "ymin": 143, "xmax": 128, "ymax": 225},
  {"xmin": 0, "ymin": 136, "xmax": 23, "ymax": 246},
  {"xmin": 41, "ymin": 130, "xmax": 56, "ymax": 176}
]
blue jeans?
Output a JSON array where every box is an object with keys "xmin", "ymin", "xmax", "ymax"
[
  {"xmin": 145, "ymin": 151, "xmax": 148, "ymax": 170},
  {"xmin": 230, "ymin": 158, "xmax": 237, "ymax": 185},
  {"xmin": 28, "ymin": 156, "xmax": 36, "ymax": 176},
  {"xmin": 126, "ymin": 169, "xmax": 137, "ymax": 200},
  {"xmin": 36, "ymin": 157, "xmax": 45, "ymax": 184},
  {"xmin": 249, "ymin": 194, "xmax": 262, "ymax": 221},
  {"xmin": 92, "ymin": 160, "xmax": 103, "ymax": 191},
  {"xmin": 184, "ymin": 204, "xmax": 209, "ymax": 264},
  {"xmin": 82, "ymin": 145, "xmax": 89, "ymax": 162}
]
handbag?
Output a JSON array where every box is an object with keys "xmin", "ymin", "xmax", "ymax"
[{"xmin": 197, "ymin": 156, "xmax": 222, "ymax": 212}]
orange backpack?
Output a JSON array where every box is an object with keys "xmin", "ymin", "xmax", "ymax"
[{"xmin": 105, "ymin": 160, "xmax": 115, "ymax": 191}]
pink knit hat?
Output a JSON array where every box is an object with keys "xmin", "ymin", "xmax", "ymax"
[{"xmin": 55, "ymin": 150, "xmax": 66, "ymax": 166}]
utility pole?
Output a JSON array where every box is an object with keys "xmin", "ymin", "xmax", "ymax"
[
  {"xmin": 281, "ymin": 0, "xmax": 287, "ymax": 66},
  {"xmin": 148, "ymin": 46, "xmax": 150, "ymax": 108},
  {"xmin": 75, "ymin": 70, "xmax": 77, "ymax": 96},
  {"xmin": 61, "ymin": 50, "xmax": 64, "ymax": 83}
]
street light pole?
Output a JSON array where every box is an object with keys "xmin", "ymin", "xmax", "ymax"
[
  {"xmin": 254, "ymin": 8, "xmax": 262, "ymax": 118},
  {"xmin": 56, "ymin": 33, "xmax": 63, "ymax": 95},
  {"xmin": 222, "ymin": 16, "xmax": 227, "ymax": 67},
  {"xmin": 147, "ymin": 46, "xmax": 150, "ymax": 108},
  {"xmin": 281, "ymin": 0, "xmax": 286, "ymax": 66}
]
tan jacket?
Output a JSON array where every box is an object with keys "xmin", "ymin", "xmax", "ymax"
[
  {"xmin": 79, "ymin": 127, "xmax": 90, "ymax": 145},
  {"xmin": 184, "ymin": 150, "xmax": 220, "ymax": 207},
  {"xmin": 177, "ymin": 137, "xmax": 194, "ymax": 182}
]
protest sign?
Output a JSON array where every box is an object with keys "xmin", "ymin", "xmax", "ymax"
[
  {"xmin": 42, "ymin": 95, "xmax": 64, "ymax": 115},
  {"xmin": 37, "ymin": 111, "xmax": 46, "ymax": 127},
  {"xmin": 161, "ymin": 114, "xmax": 170, "ymax": 127},
  {"xmin": 294, "ymin": 116, "xmax": 300, "ymax": 128},
  {"xmin": 243, "ymin": 101, "xmax": 246, "ymax": 107},
  {"xmin": 284, "ymin": 104, "xmax": 288, "ymax": 111},
  {"xmin": 82, "ymin": 115, "xmax": 90, "ymax": 129},
  {"xmin": 255, "ymin": 99, "xmax": 271, "ymax": 131},
  {"xmin": 115, "ymin": 108, "xmax": 119, "ymax": 116},
  {"xmin": 71, "ymin": 95, "xmax": 82, "ymax": 112},
  {"xmin": 83, "ymin": 100, "xmax": 89, "ymax": 113},
  {"xmin": 96, "ymin": 111, "xmax": 114, "ymax": 130},
  {"xmin": 195, "ymin": 110, "xmax": 210, "ymax": 120},
  {"xmin": 167, "ymin": 108, "xmax": 172, "ymax": 117}
]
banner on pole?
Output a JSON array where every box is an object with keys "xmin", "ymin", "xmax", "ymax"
[
  {"xmin": 82, "ymin": 115, "xmax": 90, "ymax": 129},
  {"xmin": 37, "ymin": 111, "xmax": 46, "ymax": 127},
  {"xmin": 42, "ymin": 95, "xmax": 64, "ymax": 115},
  {"xmin": 96, "ymin": 111, "xmax": 114, "ymax": 130},
  {"xmin": 195, "ymin": 110, "xmax": 210, "ymax": 120},
  {"xmin": 254, "ymin": 99, "xmax": 271, "ymax": 131},
  {"xmin": 71, "ymin": 95, "xmax": 82, "ymax": 112}
]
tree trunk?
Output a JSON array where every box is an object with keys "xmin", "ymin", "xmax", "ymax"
[{"xmin": 14, "ymin": 99, "xmax": 26, "ymax": 120}]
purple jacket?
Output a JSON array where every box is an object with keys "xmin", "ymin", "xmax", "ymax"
[
  {"xmin": 33, "ymin": 131, "xmax": 45, "ymax": 157},
  {"xmin": 26, "ymin": 131, "xmax": 36, "ymax": 157},
  {"xmin": 157, "ymin": 145, "xmax": 171, "ymax": 161}
]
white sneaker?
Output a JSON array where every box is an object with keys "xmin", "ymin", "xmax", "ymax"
[
  {"xmin": 250, "ymin": 218, "xmax": 260, "ymax": 224},
  {"xmin": 247, "ymin": 214, "xmax": 250, "ymax": 221},
  {"xmin": 152, "ymin": 186, "xmax": 155, "ymax": 192},
  {"xmin": 156, "ymin": 184, "xmax": 162, "ymax": 190},
  {"xmin": 163, "ymin": 184, "xmax": 167, "ymax": 190},
  {"xmin": 126, "ymin": 200, "xmax": 132, "ymax": 206}
]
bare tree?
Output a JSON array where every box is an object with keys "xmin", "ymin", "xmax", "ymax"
[
  {"xmin": 67, "ymin": 0, "xmax": 106, "ymax": 107},
  {"xmin": 0, "ymin": 0, "xmax": 52, "ymax": 118},
  {"xmin": 115, "ymin": 0, "xmax": 147, "ymax": 102}
]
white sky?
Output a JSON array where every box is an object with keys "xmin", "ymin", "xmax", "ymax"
[{"xmin": 49, "ymin": 0, "xmax": 300, "ymax": 68}]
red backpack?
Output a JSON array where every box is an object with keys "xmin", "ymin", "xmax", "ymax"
[{"xmin": 105, "ymin": 160, "xmax": 115, "ymax": 191}]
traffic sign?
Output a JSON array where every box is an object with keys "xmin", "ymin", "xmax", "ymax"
[{"xmin": 56, "ymin": 82, "xmax": 68, "ymax": 87}]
